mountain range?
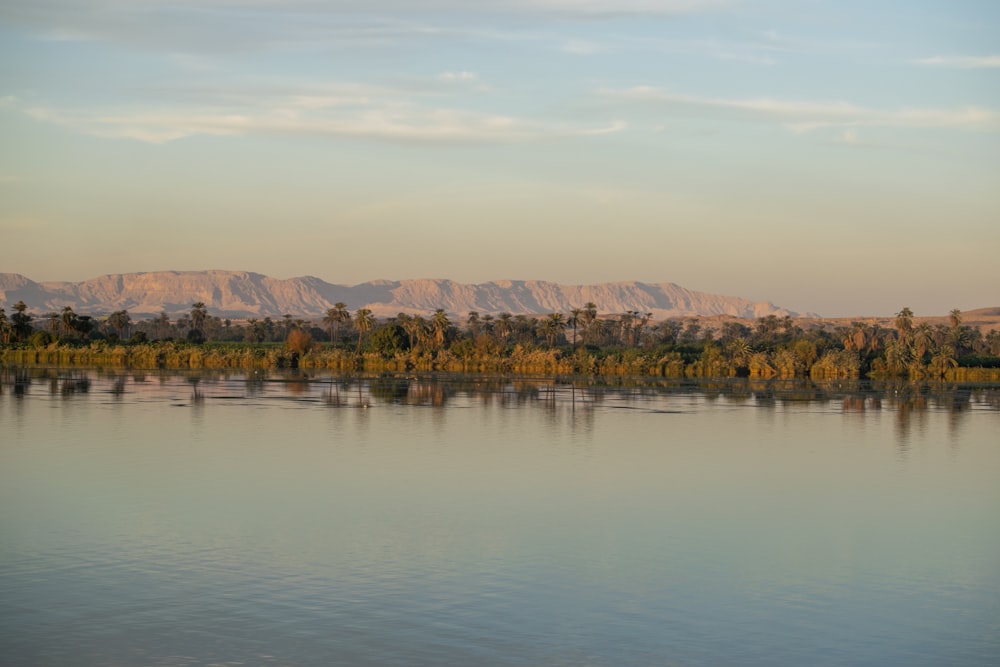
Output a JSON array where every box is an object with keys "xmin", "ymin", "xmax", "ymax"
[{"xmin": 0, "ymin": 271, "xmax": 799, "ymax": 320}]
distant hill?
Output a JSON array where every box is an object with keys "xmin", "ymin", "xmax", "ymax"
[
  {"xmin": 0, "ymin": 270, "xmax": 799, "ymax": 320},
  {"xmin": 809, "ymin": 307, "xmax": 1000, "ymax": 334}
]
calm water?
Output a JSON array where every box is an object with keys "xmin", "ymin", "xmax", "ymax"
[{"xmin": 1, "ymin": 369, "xmax": 999, "ymax": 666}]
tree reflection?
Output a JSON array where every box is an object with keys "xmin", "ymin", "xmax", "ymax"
[{"xmin": 3, "ymin": 366, "xmax": 998, "ymax": 422}]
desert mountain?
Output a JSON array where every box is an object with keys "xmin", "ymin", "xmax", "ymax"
[{"xmin": 0, "ymin": 271, "xmax": 797, "ymax": 320}]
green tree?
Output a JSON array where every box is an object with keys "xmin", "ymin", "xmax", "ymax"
[
  {"xmin": 45, "ymin": 312, "xmax": 60, "ymax": 336},
  {"xmin": 61, "ymin": 306, "xmax": 79, "ymax": 338},
  {"xmin": 394, "ymin": 313, "xmax": 414, "ymax": 348},
  {"xmin": 108, "ymin": 310, "xmax": 131, "ymax": 340},
  {"xmin": 12, "ymin": 301, "xmax": 33, "ymax": 341},
  {"xmin": 369, "ymin": 323, "xmax": 408, "ymax": 357},
  {"xmin": 542, "ymin": 312, "xmax": 566, "ymax": 348},
  {"xmin": 354, "ymin": 308, "xmax": 375, "ymax": 353},
  {"xmin": 495, "ymin": 313, "xmax": 513, "ymax": 347},
  {"xmin": 0, "ymin": 307, "xmax": 9, "ymax": 344},
  {"xmin": 261, "ymin": 317, "xmax": 276, "ymax": 342},
  {"xmin": 29, "ymin": 329, "xmax": 53, "ymax": 347},
  {"xmin": 73, "ymin": 315, "xmax": 95, "ymax": 340},
  {"xmin": 635, "ymin": 312, "xmax": 652, "ymax": 347},
  {"xmin": 404, "ymin": 315, "xmax": 428, "ymax": 351},
  {"xmin": 894, "ymin": 307, "xmax": 914, "ymax": 338},
  {"xmin": 431, "ymin": 309, "xmax": 451, "ymax": 349},
  {"xmin": 657, "ymin": 319, "xmax": 682, "ymax": 346},
  {"xmin": 725, "ymin": 337, "xmax": 753, "ymax": 368},
  {"xmin": 947, "ymin": 325, "xmax": 973, "ymax": 356},
  {"xmin": 323, "ymin": 303, "xmax": 350, "ymax": 345},
  {"xmin": 567, "ymin": 308, "xmax": 582, "ymax": 347},
  {"xmin": 156, "ymin": 312, "xmax": 171, "ymax": 339},
  {"xmin": 911, "ymin": 322, "xmax": 934, "ymax": 363},
  {"xmin": 581, "ymin": 302, "xmax": 597, "ymax": 344},
  {"xmin": 842, "ymin": 321, "xmax": 867, "ymax": 352},
  {"xmin": 246, "ymin": 318, "xmax": 265, "ymax": 343},
  {"xmin": 681, "ymin": 319, "xmax": 703, "ymax": 346},
  {"xmin": 883, "ymin": 338, "xmax": 909, "ymax": 375},
  {"xmin": 929, "ymin": 344, "xmax": 958, "ymax": 379},
  {"xmin": 617, "ymin": 311, "xmax": 636, "ymax": 346},
  {"xmin": 466, "ymin": 311, "xmax": 481, "ymax": 340},
  {"xmin": 191, "ymin": 302, "xmax": 208, "ymax": 336}
]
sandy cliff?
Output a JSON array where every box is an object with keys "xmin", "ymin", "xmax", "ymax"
[{"xmin": 1, "ymin": 271, "xmax": 796, "ymax": 319}]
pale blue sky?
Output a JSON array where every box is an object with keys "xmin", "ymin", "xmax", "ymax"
[{"xmin": 1, "ymin": 0, "xmax": 997, "ymax": 316}]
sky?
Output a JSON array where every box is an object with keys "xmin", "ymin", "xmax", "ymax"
[{"xmin": 1, "ymin": 0, "xmax": 998, "ymax": 317}]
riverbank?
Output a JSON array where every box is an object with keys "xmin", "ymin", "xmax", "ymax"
[{"xmin": 4, "ymin": 341, "xmax": 999, "ymax": 382}]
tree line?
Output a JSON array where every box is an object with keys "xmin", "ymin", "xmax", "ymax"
[{"xmin": 2, "ymin": 300, "xmax": 999, "ymax": 380}]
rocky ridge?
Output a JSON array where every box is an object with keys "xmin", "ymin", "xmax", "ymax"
[{"xmin": 0, "ymin": 271, "xmax": 797, "ymax": 320}]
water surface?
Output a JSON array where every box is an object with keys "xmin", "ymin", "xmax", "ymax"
[{"xmin": 2, "ymin": 370, "xmax": 998, "ymax": 666}]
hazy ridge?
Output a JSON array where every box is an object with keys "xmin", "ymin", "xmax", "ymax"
[{"xmin": 0, "ymin": 270, "xmax": 798, "ymax": 319}]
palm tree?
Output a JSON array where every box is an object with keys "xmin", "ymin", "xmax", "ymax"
[
  {"xmin": 657, "ymin": 319, "xmax": 682, "ymax": 345},
  {"xmin": 542, "ymin": 313, "xmax": 566, "ymax": 348},
  {"xmin": 466, "ymin": 311, "xmax": 480, "ymax": 340},
  {"xmin": 432, "ymin": 309, "xmax": 451, "ymax": 349},
  {"xmin": 354, "ymin": 308, "xmax": 375, "ymax": 353},
  {"xmin": 0, "ymin": 307, "xmax": 9, "ymax": 344},
  {"xmin": 883, "ymin": 338, "xmax": 908, "ymax": 375},
  {"xmin": 843, "ymin": 321, "xmax": 867, "ymax": 352},
  {"xmin": 929, "ymin": 344, "xmax": 958, "ymax": 379},
  {"xmin": 620, "ymin": 310, "xmax": 637, "ymax": 344},
  {"xmin": 894, "ymin": 307, "xmax": 914, "ymax": 338},
  {"xmin": 947, "ymin": 325, "xmax": 972, "ymax": 356},
  {"xmin": 45, "ymin": 312, "xmax": 59, "ymax": 335},
  {"xmin": 567, "ymin": 308, "xmax": 582, "ymax": 347},
  {"xmin": 108, "ymin": 310, "xmax": 131, "ymax": 340},
  {"xmin": 635, "ymin": 312, "xmax": 652, "ymax": 347},
  {"xmin": 513, "ymin": 315, "xmax": 532, "ymax": 345},
  {"xmin": 481, "ymin": 313, "xmax": 494, "ymax": 340},
  {"xmin": 949, "ymin": 308, "xmax": 962, "ymax": 329},
  {"xmin": 155, "ymin": 312, "xmax": 171, "ymax": 339},
  {"xmin": 73, "ymin": 315, "xmax": 95, "ymax": 339},
  {"xmin": 911, "ymin": 322, "xmax": 934, "ymax": 362},
  {"xmin": 249, "ymin": 319, "xmax": 265, "ymax": 343},
  {"xmin": 582, "ymin": 302, "xmax": 597, "ymax": 344},
  {"xmin": 11, "ymin": 301, "xmax": 33, "ymax": 342},
  {"xmin": 323, "ymin": 303, "xmax": 350, "ymax": 346},
  {"xmin": 866, "ymin": 323, "xmax": 886, "ymax": 355},
  {"xmin": 61, "ymin": 306, "xmax": 78, "ymax": 338},
  {"xmin": 495, "ymin": 313, "xmax": 513, "ymax": 346},
  {"xmin": 191, "ymin": 302, "xmax": 207, "ymax": 336},
  {"xmin": 725, "ymin": 337, "xmax": 753, "ymax": 368},
  {"xmin": 406, "ymin": 315, "xmax": 429, "ymax": 350}
]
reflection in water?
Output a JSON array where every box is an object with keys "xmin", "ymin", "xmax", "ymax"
[
  {"xmin": 2, "ymin": 365, "xmax": 999, "ymax": 667},
  {"xmin": 2, "ymin": 366, "xmax": 998, "ymax": 414},
  {"xmin": 3, "ymin": 367, "xmax": 996, "ymax": 452},
  {"xmin": 110, "ymin": 374, "xmax": 127, "ymax": 396}
]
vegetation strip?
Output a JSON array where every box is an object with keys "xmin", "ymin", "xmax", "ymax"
[{"xmin": 2, "ymin": 302, "xmax": 998, "ymax": 381}]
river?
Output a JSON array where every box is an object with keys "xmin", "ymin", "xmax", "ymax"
[{"xmin": 2, "ymin": 369, "xmax": 998, "ymax": 666}]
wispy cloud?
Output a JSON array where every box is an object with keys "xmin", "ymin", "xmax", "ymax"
[
  {"xmin": 438, "ymin": 71, "xmax": 478, "ymax": 82},
  {"xmin": 839, "ymin": 128, "xmax": 860, "ymax": 145},
  {"xmin": 1, "ymin": 0, "xmax": 733, "ymax": 50},
  {"xmin": 600, "ymin": 86, "xmax": 1000, "ymax": 133},
  {"xmin": 436, "ymin": 70, "xmax": 492, "ymax": 90},
  {"xmin": 560, "ymin": 39, "xmax": 609, "ymax": 55},
  {"xmin": 19, "ymin": 85, "xmax": 625, "ymax": 145},
  {"xmin": 914, "ymin": 55, "xmax": 1000, "ymax": 69}
]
